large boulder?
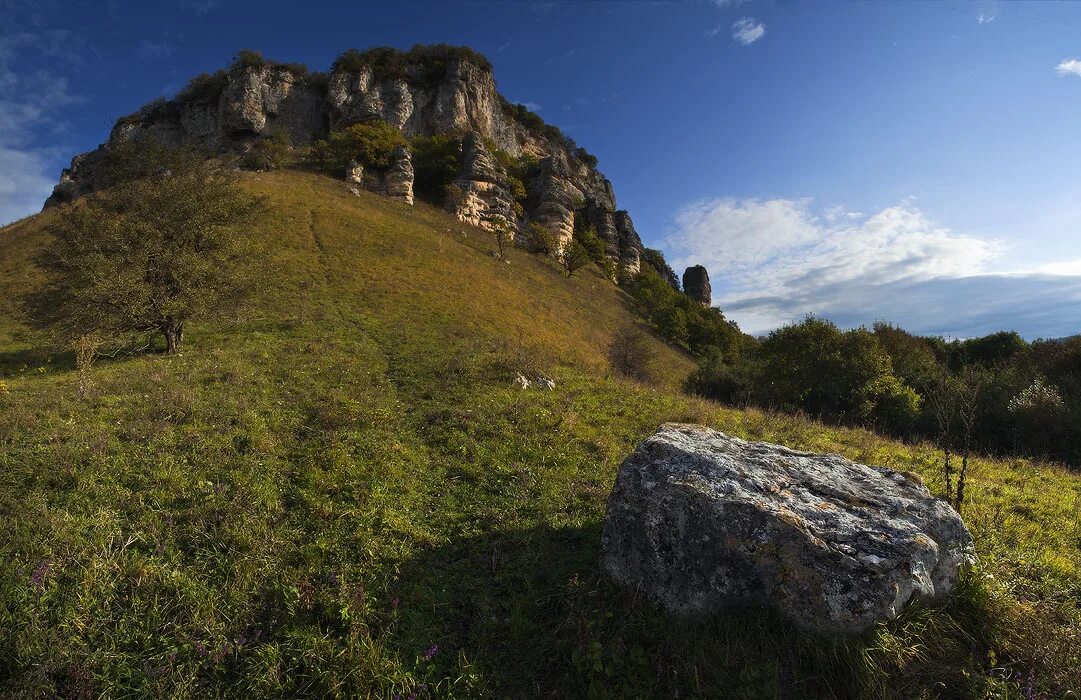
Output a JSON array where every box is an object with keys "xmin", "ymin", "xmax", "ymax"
[{"xmin": 600, "ymin": 424, "xmax": 974, "ymax": 635}]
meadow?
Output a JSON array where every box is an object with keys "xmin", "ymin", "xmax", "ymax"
[{"xmin": 0, "ymin": 170, "xmax": 1078, "ymax": 698}]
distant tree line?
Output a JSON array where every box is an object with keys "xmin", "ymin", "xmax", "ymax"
[{"xmin": 679, "ymin": 315, "xmax": 1081, "ymax": 467}]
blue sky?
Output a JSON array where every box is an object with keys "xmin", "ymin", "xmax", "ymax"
[{"xmin": 3, "ymin": 0, "xmax": 1081, "ymax": 338}]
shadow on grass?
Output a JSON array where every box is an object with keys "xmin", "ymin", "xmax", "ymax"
[
  {"xmin": 388, "ymin": 522, "xmax": 993, "ymax": 700},
  {"xmin": 0, "ymin": 342, "xmax": 168, "ymax": 379}
]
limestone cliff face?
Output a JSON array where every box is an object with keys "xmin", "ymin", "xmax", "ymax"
[{"xmin": 44, "ymin": 46, "xmax": 646, "ymax": 272}]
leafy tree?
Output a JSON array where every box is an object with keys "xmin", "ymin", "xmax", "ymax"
[
  {"xmin": 241, "ymin": 128, "xmax": 292, "ymax": 171},
  {"xmin": 411, "ymin": 134, "xmax": 461, "ymax": 203},
  {"xmin": 524, "ymin": 222, "xmax": 556, "ymax": 255},
  {"xmin": 639, "ymin": 248, "xmax": 680, "ymax": 290},
  {"xmin": 650, "ymin": 302, "xmax": 689, "ymax": 349},
  {"xmin": 561, "ymin": 240, "xmax": 592, "ymax": 277},
  {"xmin": 23, "ymin": 144, "xmax": 264, "ymax": 355},
  {"xmin": 488, "ymin": 220, "xmax": 514, "ymax": 258},
  {"xmin": 686, "ymin": 347, "xmax": 758, "ymax": 404},
  {"xmin": 309, "ymin": 121, "xmax": 406, "ymax": 175},
  {"xmin": 574, "ymin": 224, "xmax": 606, "ymax": 264}
]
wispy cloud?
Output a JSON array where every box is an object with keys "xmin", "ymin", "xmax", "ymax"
[
  {"xmin": 546, "ymin": 48, "xmax": 576, "ymax": 64},
  {"xmin": 0, "ymin": 27, "xmax": 81, "ymax": 224},
  {"xmin": 137, "ymin": 39, "xmax": 175, "ymax": 60},
  {"xmin": 977, "ymin": 12, "xmax": 995, "ymax": 25},
  {"xmin": 517, "ymin": 101, "xmax": 542, "ymax": 112},
  {"xmin": 711, "ymin": 0, "xmax": 752, "ymax": 6},
  {"xmin": 656, "ymin": 197, "xmax": 1081, "ymax": 338},
  {"xmin": 1055, "ymin": 58, "xmax": 1081, "ymax": 77},
  {"xmin": 731, "ymin": 17, "xmax": 765, "ymax": 45},
  {"xmin": 496, "ymin": 40, "xmax": 512, "ymax": 53}
]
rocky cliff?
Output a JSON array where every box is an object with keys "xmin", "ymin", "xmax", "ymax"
[{"xmin": 45, "ymin": 45, "xmax": 652, "ymax": 275}]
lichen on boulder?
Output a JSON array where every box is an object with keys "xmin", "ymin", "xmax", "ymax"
[{"xmin": 601, "ymin": 424, "xmax": 974, "ymax": 635}]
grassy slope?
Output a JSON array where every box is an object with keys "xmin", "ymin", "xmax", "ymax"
[{"xmin": 0, "ymin": 170, "xmax": 1078, "ymax": 699}]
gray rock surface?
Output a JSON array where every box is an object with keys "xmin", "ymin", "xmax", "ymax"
[
  {"xmin": 683, "ymin": 265, "xmax": 711, "ymax": 306},
  {"xmin": 601, "ymin": 424, "xmax": 974, "ymax": 635},
  {"xmin": 384, "ymin": 145, "xmax": 414, "ymax": 205},
  {"xmin": 447, "ymin": 133, "xmax": 516, "ymax": 232}
]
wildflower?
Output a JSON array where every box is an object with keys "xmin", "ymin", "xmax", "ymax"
[
  {"xmin": 422, "ymin": 644, "xmax": 439, "ymax": 661},
  {"xmin": 29, "ymin": 559, "xmax": 51, "ymax": 592},
  {"xmin": 195, "ymin": 641, "xmax": 208, "ymax": 656}
]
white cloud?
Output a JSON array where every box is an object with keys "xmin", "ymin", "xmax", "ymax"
[
  {"xmin": 518, "ymin": 101, "xmax": 542, "ymax": 112},
  {"xmin": 0, "ymin": 146, "xmax": 56, "ymax": 224},
  {"xmin": 0, "ymin": 27, "xmax": 81, "ymax": 225},
  {"xmin": 712, "ymin": 0, "xmax": 751, "ymax": 6},
  {"xmin": 977, "ymin": 12, "xmax": 995, "ymax": 24},
  {"xmin": 731, "ymin": 17, "xmax": 765, "ymax": 45},
  {"xmin": 663, "ymin": 197, "xmax": 1023, "ymax": 335},
  {"xmin": 1055, "ymin": 59, "xmax": 1081, "ymax": 77}
]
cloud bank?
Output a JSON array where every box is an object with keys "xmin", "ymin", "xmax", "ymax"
[{"xmin": 663, "ymin": 197, "xmax": 1081, "ymax": 339}]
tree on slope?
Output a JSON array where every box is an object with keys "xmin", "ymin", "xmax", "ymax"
[{"xmin": 23, "ymin": 142, "xmax": 264, "ymax": 355}]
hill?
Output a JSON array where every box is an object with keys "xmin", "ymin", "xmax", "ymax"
[{"xmin": 1, "ymin": 169, "xmax": 1079, "ymax": 699}]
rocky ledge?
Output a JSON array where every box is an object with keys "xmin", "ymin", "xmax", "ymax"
[{"xmin": 601, "ymin": 424, "xmax": 974, "ymax": 635}]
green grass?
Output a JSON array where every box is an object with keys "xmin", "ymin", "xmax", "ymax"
[{"xmin": 1, "ymin": 170, "xmax": 1079, "ymax": 699}]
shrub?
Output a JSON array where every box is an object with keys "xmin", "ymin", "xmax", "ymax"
[
  {"xmin": 686, "ymin": 348, "xmax": 756, "ymax": 404},
  {"xmin": 443, "ymin": 183, "xmax": 467, "ymax": 212},
  {"xmin": 411, "ymin": 134, "xmax": 461, "ymax": 203},
  {"xmin": 281, "ymin": 62, "xmax": 308, "ymax": 77},
  {"xmin": 241, "ymin": 128, "xmax": 292, "ymax": 171},
  {"xmin": 331, "ymin": 45, "xmax": 491, "ymax": 85},
  {"xmin": 609, "ymin": 326, "xmax": 656, "ymax": 382},
  {"xmin": 309, "ymin": 121, "xmax": 406, "ymax": 175},
  {"xmin": 573, "ymin": 147, "xmax": 598, "ymax": 168},
  {"xmin": 524, "ymin": 223, "xmax": 556, "ymax": 255},
  {"xmin": 233, "ymin": 49, "xmax": 267, "ymax": 69},
  {"xmin": 177, "ymin": 70, "xmax": 228, "ymax": 103},
  {"xmin": 561, "ymin": 240, "xmax": 592, "ymax": 277},
  {"xmin": 639, "ymin": 248, "xmax": 680, "ymax": 290}
]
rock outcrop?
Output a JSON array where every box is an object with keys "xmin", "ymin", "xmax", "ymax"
[
  {"xmin": 384, "ymin": 145, "xmax": 414, "ymax": 204},
  {"xmin": 682, "ymin": 265, "xmax": 711, "ymax": 306},
  {"xmin": 44, "ymin": 46, "xmax": 650, "ymax": 276},
  {"xmin": 601, "ymin": 424, "xmax": 974, "ymax": 635},
  {"xmin": 447, "ymin": 133, "xmax": 516, "ymax": 231},
  {"xmin": 344, "ymin": 147, "xmax": 414, "ymax": 204}
]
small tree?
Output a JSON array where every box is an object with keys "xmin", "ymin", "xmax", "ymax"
[
  {"xmin": 561, "ymin": 239, "xmax": 592, "ymax": 277},
  {"xmin": 524, "ymin": 222, "xmax": 556, "ymax": 255},
  {"xmin": 927, "ymin": 373, "xmax": 959, "ymax": 501},
  {"xmin": 484, "ymin": 219, "xmax": 514, "ymax": 258},
  {"xmin": 954, "ymin": 366, "xmax": 989, "ymax": 511},
  {"xmin": 23, "ymin": 143, "xmax": 264, "ymax": 355},
  {"xmin": 609, "ymin": 325, "xmax": 655, "ymax": 382}
]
